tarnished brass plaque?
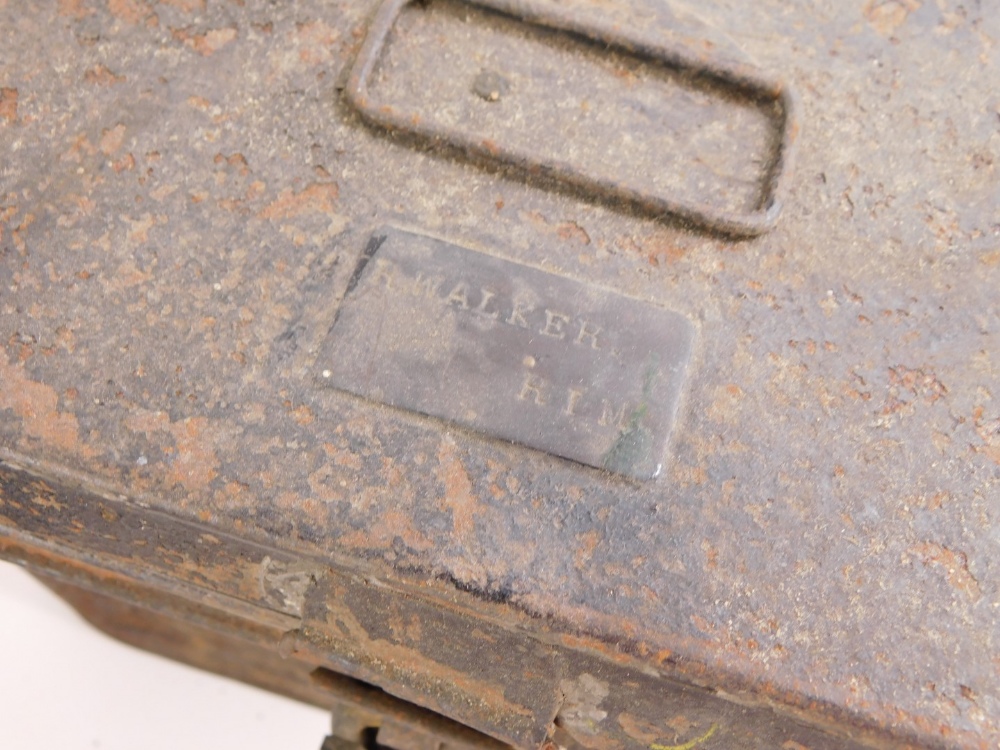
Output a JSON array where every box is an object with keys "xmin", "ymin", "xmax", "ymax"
[{"xmin": 319, "ymin": 228, "xmax": 694, "ymax": 479}]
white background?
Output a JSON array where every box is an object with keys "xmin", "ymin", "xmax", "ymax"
[{"xmin": 0, "ymin": 561, "xmax": 331, "ymax": 750}]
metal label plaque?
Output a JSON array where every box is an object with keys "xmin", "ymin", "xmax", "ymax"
[{"xmin": 319, "ymin": 228, "xmax": 694, "ymax": 479}]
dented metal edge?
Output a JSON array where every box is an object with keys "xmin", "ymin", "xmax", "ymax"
[
  {"xmin": 0, "ymin": 452, "xmax": 946, "ymax": 750},
  {"xmin": 0, "ymin": 529, "xmax": 302, "ymax": 640}
]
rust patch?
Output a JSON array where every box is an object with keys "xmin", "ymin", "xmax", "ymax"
[
  {"xmin": 290, "ymin": 404, "xmax": 315, "ymax": 426},
  {"xmin": 172, "ymin": 26, "xmax": 239, "ymax": 56},
  {"xmin": 113, "ymin": 153, "xmax": 136, "ymax": 173},
  {"xmin": 60, "ymin": 133, "xmax": 97, "ymax": 163},
  {"xmin": 99, "ymin": 123, "xmax": 127, "ymax": 155},
  {"xmin": 318, "ymin": 592, "xmax": 536, "ymax": 720},
  {"xmin": 705, "ymin": 383, "xmax": 745, "ymax": 425},
  {"xmin": 888, "ymin": 365, "xmax": 947, "ymax": 404},
  {"xmin": 84, "ymin": 65, "xmax": 126, "ymax": 86},
  {"xmin": 26, "ymin": 478, "xmax": 67, "ymax": 511},
  {"xmin": 123, "ymin": 214, "xmax": 165, "ymax": 245},
  {"xmin": 665, "ymin": 716, "xmax": 696, "ymax": 736},
  {"xmin": 0, "ymin": 88, "xmax": 17, "ymax": 123},
  {"xmin": 58, "ymin": 0, "xmax": 94, "ymax": 19},
  {"xmin": 294, "ymin": 20, "xmax": 341, "ymax": 66},
  {"xmin": 876, "ymin": 364, "xmax": 948, "ymax": 422},
  {"xmin": 556, "ymin": 221, "xmax": 592, "ymax": 246},
  {"xmin": 338, "ymin": 509, "xmax": 434, "ymax": 553},
  {"xmin": 160, "ymin": 0, "xmax": 205, "ymax": 11},
  {"xmin": 436, "ymin": 437, "xmax": 477, "ymax": 537},
  {"xmin": 617, "ymin": 713, "xmax": 662, "ymax": 743},
  {"xmin": 522, "ymin": 210, "xmax": 592, "ymax": 247},
  {"xmin": 124, "ymin": 410, "xmax": 220, "ymax": 492},
  {"xmin": 187, "ymin": 95, "xmax": 212, "ymax": 111},
  {"xmin": 320, "ymin": 442, "xmax": 364, "ymax": 471},
  {"xmin": 258, "ymin": 182, "xmax": 340, "ymax": 220},
  {"xmin": 971, "ymin": 406, "xmax": 1000, "ymax": 465},
  {"xmin": 574, "ymin": 529, "xmax": 600, "ymax": 570},
  {"xmin": 907, "ymin": 542, "xmax": 982, "ymax": 603},
  {"xmin": 642, "ymin": 232, "xmax": 689, "ymax": 267},
  {"xmin": 108, "ymin": 0, "xmax": 158, "ymax": 27},
  {"xmin": 0, "ymin": 354, "xmax": 93, "ymax": 457},
  {"xmin": 215, "ymin": 152, "xmax": 250, "ymax": 175},
  {"xmin": 863, "ymin": 0, "xmax": 921, "ymax": 36}
]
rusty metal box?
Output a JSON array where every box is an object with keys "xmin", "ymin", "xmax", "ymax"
[{"xmin": 1, "ymin": 0, "xmax": 998, "ymax": 748}]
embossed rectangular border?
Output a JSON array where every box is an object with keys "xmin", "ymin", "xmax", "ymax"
[{"xmin": 345, "ymin": 0, "xmax": 799, "ymax": 237}]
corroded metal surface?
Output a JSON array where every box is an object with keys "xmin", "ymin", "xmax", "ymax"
[{"xmin": 1, "ymin": 1, "xmax": 999, "ymax": 749}]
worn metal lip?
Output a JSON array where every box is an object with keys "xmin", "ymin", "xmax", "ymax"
[{"xmin": 345, "ymin": 0, "xmax": 800, "ymax": 238}]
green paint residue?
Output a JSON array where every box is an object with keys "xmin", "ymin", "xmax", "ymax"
[
  {"xmin": 602, "ymin": 354, "xmax": 660, "ymax": 475},
  {"xmin": 650, "ymin": 724, "xmax": 718, "ymax": 750}
]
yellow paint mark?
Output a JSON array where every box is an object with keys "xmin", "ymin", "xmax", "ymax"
[{"xmin": 651, "ymin": 724, "xmax": 718, "ymax": 750}]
